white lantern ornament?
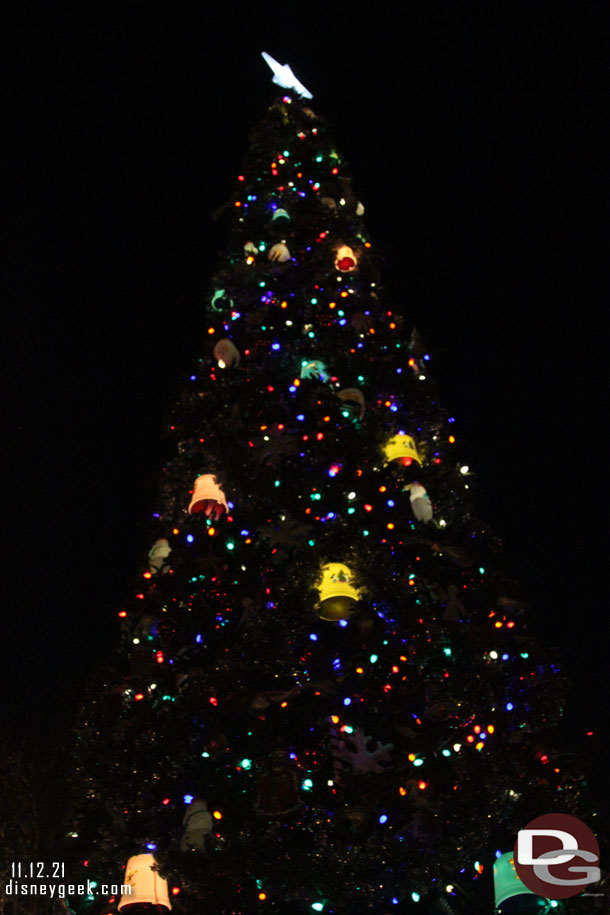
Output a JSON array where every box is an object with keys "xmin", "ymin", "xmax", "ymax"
[
  {"xmin": 334, "ymin": 244, "xmax": 358, "ymax": 272},
  {"xmin": 213, "ymin": 337, "xmax": 240, "ymax": 368},
  {"xmin": 268, "ymin": 242, "xmax": 291, "ymax": 262},
  {"xmin": 118, "ymin": 854, "xmax": 171, "ymax": 911},
  {"xmin": 180, "ymin": 797, "xmax": 213, "ymax": 852},
  {"xmin": 188, "ymin": 474, "xmax": 229, "ymax": 520},
  {"xmin": 404, "ymin": 482, "xmax": 433, "ymax": 522},
  {"xmin": 148, "ymin": 538, "xmax": 172, "ymax": 574}
]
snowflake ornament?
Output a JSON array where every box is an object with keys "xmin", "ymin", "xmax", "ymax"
[{"xmin": 329, "ymin": 723, "xmax": 394, "ymax": 781}]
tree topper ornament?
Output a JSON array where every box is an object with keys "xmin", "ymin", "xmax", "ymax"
[{"xmin": 261, "ymin": 52, "xmax": 313, "ymax": 99}]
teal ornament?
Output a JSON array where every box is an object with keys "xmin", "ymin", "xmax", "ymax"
[
  {"xmin": 493, "ymin": 853, "xmax": 548, "ymax": 912},
  {"xmin": 300, "ymin": 360, "xmax": 327, "ymax": 381},
  {"xmin": 210, "ymin": 289, "xmax": 233, "ymax": 313}
]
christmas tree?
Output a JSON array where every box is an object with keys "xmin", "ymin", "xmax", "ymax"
[{"xmin": 66, "ymin": 59, "xmax": 599, "ymax": 915}]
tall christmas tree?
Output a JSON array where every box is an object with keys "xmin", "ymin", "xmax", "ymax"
[{"xmin": 67, "ymin": 58, "xmax": 598, "ymax": 915}]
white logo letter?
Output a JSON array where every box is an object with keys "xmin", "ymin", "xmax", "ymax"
[{"xmin": 517, "ymin": 829, "xmax": 577, "ymax": 866}]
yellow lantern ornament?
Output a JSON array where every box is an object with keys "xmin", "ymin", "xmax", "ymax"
[
  {"xmin": 188, "ymin": 474, "xmax": 229, "ymax": 519},
  {"xmin": 317, "ymin": 563, "xmax": 361, "ymax": 621},
  {"xmin": 384, "ymin": 433, "xmax": 422, "ymax": 467},
  {"xmin": 118, "ymin": 853, "xmax": 172, "ymax": 911}
]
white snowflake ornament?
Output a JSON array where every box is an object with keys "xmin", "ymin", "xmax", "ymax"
[{"xmin": 329, "ymin": 723, "xmax": 394, "ymax": 782}]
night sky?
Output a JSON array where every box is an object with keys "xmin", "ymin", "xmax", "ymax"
[{"xmin": 6, "ymin": 0, "xmax": 606, "ymax": 796}]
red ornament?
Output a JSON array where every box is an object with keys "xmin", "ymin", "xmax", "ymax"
[{"xmin": 337, "ymin": 255, "xmax": 355, "ymax": 271}]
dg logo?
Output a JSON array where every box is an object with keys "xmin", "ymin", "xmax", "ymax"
[{"xmin": 515, "ymin": 813, "xmax": 600, "ymax": 899}]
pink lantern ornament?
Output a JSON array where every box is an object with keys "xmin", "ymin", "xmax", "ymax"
[{"xmin": 188, "ymin": 474, "xmax": 229, "ymax": 520}]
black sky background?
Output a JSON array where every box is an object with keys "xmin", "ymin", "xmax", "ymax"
[{"xmin": 5, "ymin": 0, "xmax": 607, "ymax": 800}]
